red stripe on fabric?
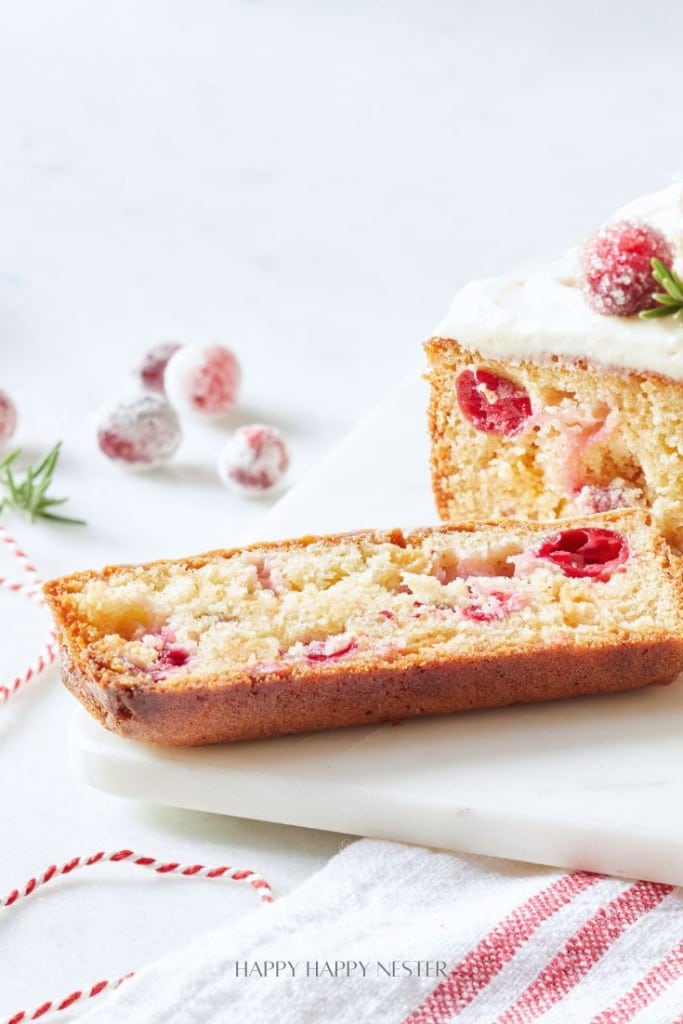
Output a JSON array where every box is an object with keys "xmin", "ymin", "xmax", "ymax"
[
  {"xmin": 590, "ymin": 937, "xmax": 683, "ymax": 1024},
  {"xmin": 494, "ymin": 881, "xmax": 672, "ymax": 1024},
  {"xmin": 403, "ymin": 872, "xmax": 600, "ymax": 1024}
]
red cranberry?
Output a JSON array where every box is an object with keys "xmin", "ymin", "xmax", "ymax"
[
  {"xmin": 303, "ymin": 636, "xmax": 358, "ymax": 662},
  {"xmin": 580, "ymin": 220, "xmax": 674, "ymax": 316},
  {"xmin": 536, "ymin": 527, "xmax": 628, "ymax": 581},
  {"xmin": 462, "ymin": 590, "xmax": 511, "ymax": 622},
  {"xmin": 456, "ymin": 369, "xmax": 531, "ymax": 436},
  {"xmin": 148, "ymin": 638, "xmax": 191, "ymax": 679},
  {"xmin": 162, "ymin": 645, "xmax": 190, "ymax": 667}
]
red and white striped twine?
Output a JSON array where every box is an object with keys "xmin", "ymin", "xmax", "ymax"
[
  {"xmin": 0, "ymin": 528, "xmax": 274, "ymax": 1020},
  {"xmin": 2, "ymin": 849, "xmax": 274, "ymax": 1024},
  {"xmin": 0, "ymin": 523, "xmax": 57, "ymax": 704}
]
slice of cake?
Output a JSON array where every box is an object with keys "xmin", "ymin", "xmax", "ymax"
[
  {"xmin": 426, "ymin": 184, "xmax": 683, "ymax": 549},
  {"xmin": 44, "ymin": 509, "xmax": 683, "ymax": 745}
]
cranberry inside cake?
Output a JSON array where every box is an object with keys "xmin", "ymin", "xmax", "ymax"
[
  {"xmin": 427, "ymin": 184, "xmax": 683, "ymax": 550},
  {"xmin": 43, "ymin": 509, "xmax": 683, "ymax": 745}
]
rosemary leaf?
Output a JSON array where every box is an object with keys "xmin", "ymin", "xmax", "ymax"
[
  {"xmin": 0, "ymin": 442, "xmax": 85, "ymax": 526},
  {"xmin": 641, "ymin": 258, "xmax": 683, "ymax": 319},
  {"xmin": 641, "ymin": 304, "xmax": 682, "ymax": 319}
]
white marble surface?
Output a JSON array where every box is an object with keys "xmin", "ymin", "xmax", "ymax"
[
  {"xmin": 2, "ymin": 0, "xmax": 683, "ymax": 1017},
  {"xmin": 73, "ymin": 374, "xmax": 683, "ymax": 888}
]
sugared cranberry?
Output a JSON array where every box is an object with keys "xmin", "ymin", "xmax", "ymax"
[
  {"xmin": 0, "ymin": 390, "xmax": 17, "ymax": 443},
  {"xmin": 165, "ymin": 344, "xmax": 241, "ymax": 418},
  {"xmin": 218, "ymin": 424, "xmax": 289, "ymax": 498},
  {"xmin": 138, "ymin": 342, "xmax": 182, "ymax": 394},
  {"xmin": 536, "ymin": 527, "xmax": 628, "ymax": 581},
  {"xmin": 96, "ymin": 394, "xmax": 182, "ymax": 468},
  {"xmin": 456, "ymin": 369, "xmax": 531, "ymax": 436},
  {"xmin": 580, "ymin": 220, "xmax": 673, "ymax": 316}
]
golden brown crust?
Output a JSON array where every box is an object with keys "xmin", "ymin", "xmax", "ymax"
[
  {"xmin": 57, "ymin": 629, "xmax": 683, "ymax": 746},
  {"xmin": 44, "ymin": 512, "xmax": 683, "ymax": 746}
]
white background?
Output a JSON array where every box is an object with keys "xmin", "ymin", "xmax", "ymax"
[{"xmin": 1, "ymin": 0, "xmax": 682, "ymax": 1017}]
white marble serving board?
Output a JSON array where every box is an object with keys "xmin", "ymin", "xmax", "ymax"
[{"xmin": 70, "ymin": 372, "xmax": 683, "ymax": 885}]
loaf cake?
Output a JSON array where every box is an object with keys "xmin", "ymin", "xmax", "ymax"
[
  {"xmin": 43, "ymin": 509, "xmax": 683, "ymax": 745},
  {"xmin": 426, "ymin": 184, "xmax": 683, "ymax": 549}
]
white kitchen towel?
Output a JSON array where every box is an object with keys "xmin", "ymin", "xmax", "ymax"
[{"xmin": 80, "ymin": 839, "xmax": 683, "ymax": 1024}]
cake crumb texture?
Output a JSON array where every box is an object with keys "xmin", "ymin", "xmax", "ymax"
[
  {"xmin": 43, "ymin": 510, "xmax": 683, "ymax": 744},
  {"xmin": 426, "ymin": 337, "xmax": 683, "ymax": 550}
]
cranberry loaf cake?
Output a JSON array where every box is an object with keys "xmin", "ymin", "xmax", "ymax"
[
  {"xmin": 426, "ymin": 184, "xmax": 683, "ymax": 549},
  {"xmin": 44, "ymin": 509, "xmax": 683, "ymax": 745}
]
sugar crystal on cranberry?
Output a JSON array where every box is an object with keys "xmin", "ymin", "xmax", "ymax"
[
  {"xmin": 96, "ymin": 394, "xmax": 181, "ymax": 468},
  {"xmin": 580, "ymin": 220, "xmax": 674, "ymax": 317},
  {"xmin": 165, "ymin": 343, "xmax": 241, "ymax": 418},
  {"xmin": 218, "ymin": 424, "xmax": 289, "ymax": 497}
]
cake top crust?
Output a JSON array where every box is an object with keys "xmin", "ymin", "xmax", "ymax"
[{"xmin": 435, "ymin": 184, "xmax": 683, "ymax": 380}]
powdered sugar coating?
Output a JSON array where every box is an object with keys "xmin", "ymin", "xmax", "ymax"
[
  {"xmin": 165, "ymin": 344, "xmax": 241, "ymax": 418},
  {"xmin": 217, "ymin": 424, "xmax": 289, "ymax": 497},
  {"xmin": 580, "ymin": 220, "xmax": 674, "ymax": 316},
  {"xmin": 0, "ymin": 391, "xmax": 17, "ymax": 443},
  {"xmin": 96, "ymin": 394, "xmax": 182, "ymax": 468},
  {"xmin": 138, "ymin": 342, "xmax": 183, "ymax": 394}
]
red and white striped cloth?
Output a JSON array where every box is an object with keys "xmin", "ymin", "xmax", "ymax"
[{"xmin": 76, "ymin": 839, "xmax": 683, "ymax": 1023}]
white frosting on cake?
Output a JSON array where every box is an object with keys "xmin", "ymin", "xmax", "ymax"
[{"xmin": 436, "ymin": 184, "xmax": 683, "ymax": 380}]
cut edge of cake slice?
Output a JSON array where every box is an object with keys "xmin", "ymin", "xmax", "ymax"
[
  {"xmin": 426, "ymin": 184, "xmax": 683, "ymax": 549},
  {"xmin": 44, "ymin": 509, "xmax": 683, "ymax": 746}
]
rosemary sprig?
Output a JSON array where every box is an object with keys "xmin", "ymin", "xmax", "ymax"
[
  {"xmin": 0, "ymin": 442, "xmax": 86, "ymax": 525},
  {"xmin": 640, "ymin": 258, "xmax": 683, "ymax": 320}
]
